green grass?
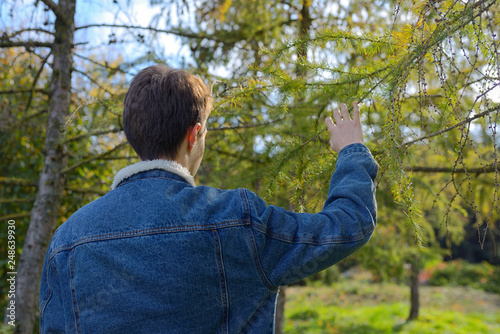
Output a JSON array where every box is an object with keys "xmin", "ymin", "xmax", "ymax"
[{"xmin": 284, "ymin": 281, "xmax": 500, "ymax": 333}]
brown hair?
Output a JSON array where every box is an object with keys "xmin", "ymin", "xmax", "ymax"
[{"xmin": 123, "ymin": 65, "xmax": 212, "ymax": 160}]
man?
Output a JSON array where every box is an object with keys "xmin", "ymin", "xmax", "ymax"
[{"xmin": 39, "ymin": 65, "xmax": 378, "ymax": 333}]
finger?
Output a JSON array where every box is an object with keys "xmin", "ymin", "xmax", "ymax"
[
  {"xmin": 352, "ymin": 101, "xmax": 360, "ymax": 122},
  {"xmin": 340, "ymin": 103, "xmax": 351, "ymax": 121},
  {"xmin": 325, "ymin": 116, "xmax": 335, "ymax": 131},
  {"xmin": 333, "ymin": 107, "xmax": 342, "ymax": 124}
]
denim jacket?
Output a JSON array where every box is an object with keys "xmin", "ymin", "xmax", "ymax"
[{"xmin": 39, "ymin": 143, "xmax": 378, "ymax": 333}]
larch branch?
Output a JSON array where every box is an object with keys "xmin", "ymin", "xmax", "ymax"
[
  {"xmin": 75, "ymin": 24, "xmax": 226, "ymax": 43},
  {"xmin": 62, "ymin": 142, "xmax": 128, "ymax": 174},
  {"xmin": 405, "ymin": 163, "xmax": 498, "ymax": 174},
  {"xmin": 65, "ymin": 186, "xmax": 107, "ymax": 196},
  {"xmin": 65, "ymin": 127, "xmax": 123, "ymax": 143},
  {"xmin": 208, "ymin": 116, "xmax": 286, "ymax": 131},
  {"xmin": 0, "ymin": 41, "xmax": 52, "ymax": 48},
  {"xmin": 24, "ymin": 51, "xmax": 52, "ymax": 114},
  {"xmin": 402, "ymin": 104, "xmax": 500, "ymax": 148},
  {"xmin": 0, "ymin": 213, "xmax": 32, "ymax": 221},
  {"xmin": 40, "ymin": 0, "xmax": 66, "ymax": 22},
  {"xmin": 0, "ymin": 89, "xmax": 48, "ymax": 95}
]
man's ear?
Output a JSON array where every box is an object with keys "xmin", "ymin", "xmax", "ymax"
[{"xmin": 187, "ymin": 123, "xmax": 202, "ymax": 151}]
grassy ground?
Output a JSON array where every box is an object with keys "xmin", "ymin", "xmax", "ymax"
[{"xmin": 283, "ymin": 281, "xmax": 500, "ymax": 333}]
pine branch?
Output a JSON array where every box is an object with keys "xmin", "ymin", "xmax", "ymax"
[
  {"xmin": 208, "ymin": 116, "xmax": 286, "ymax": 131},
  {"xmin": 96, "ymin": 156, "xmax": 137, "ymax": 161},
  {"xmin": 212, "ymin": 148, "xmax": 265, "ymax": 165},
  {"xmin": 74, "ymin": 53, "xmax": 127, "ymax": 74},
  {"xmin": 19, "ymin": 109, "xmax": 48, "ymax": 124},
  {"xmin": 405, "ymin": 164, "xmax": 498, "ymax": 174},
  {"xmin": 0, "ymin": 213, "xmax": 32, "ymax": 220},
  {"xmin": 0, "ymin": 41, "xmax": 53, "ymax": 48},
  {"xmin": 401, "ymin": 104, "xmax": 500, "ymax": 148},
  {"xmin": 65, "ymin": 127, "xmax": 123, "ymax": 143},
  {"xmin": 0, "ymin": 198, "xmax": 34, "ymax": 204},
  {"xmin": 75, "ymin": 24, "xmax": 226, "ymax": 43},
  {"xmin": 0, "ymin": 89, "xmax": 48, "ymax": 95},
  {"xmin": 4, "ymin": 28, "xmax": 54, "ymax": 38},
  {"xmin": 24, "ymin": 50, "xmax": 52, "ymax": 114},
  {"xmin": 0, "ymin": 177, "xmax": 37, "ymax": 187},
  {"xmin": 72, "ymin": 68, "xmax": 116, "ymax": 96},
  {"xmin": 65, "ymin": 186, "xmax": 107, "ymax": 196},
  {"xmin": 62, "ymin": 142, "xmax": 128, "ymax": 174}
]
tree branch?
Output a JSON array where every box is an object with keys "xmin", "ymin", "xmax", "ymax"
[
  {"xmin": 405, "ymin": 163, "xmax": 498, "ymax": 174},
  {"xmin": 212, "ymin": 148, "xmax": 265, "ymax": 165},
  {"xmin": 65, "ymin": 186, "xmax": 107, "ymax": 196},
  {"xmin": 4, "ymin": 28, "xmax": 54, "ymax": 38},
  {"xmin": 0, "ymin": 198, "xmax": 34, "ymax": 204},
  {"xmin": 96, "ymin": 156, "xmax": 137, "ymax": 161},
  {"xmin": 72, "ymin": 68, "xmax": 116, "ymax": 96},
  {"xmin": 24, "ymin": 50, "xmax": 52, "ymax": 114},
  {"xmin": 208, "ymin": 116, "xmax": 287, "ymax": 131},
  {"xmin": 0, "ymin": 89, "xmax": 48, "ymax": 95},
  {"xmin": 0, "ymin": 177, "xmax": 37, "ymax": 187},
  {"xmin": 0, "ymin": 213, "xmax": 32, "ymax": 221},
  {"xmin": 62, "ymin": 141, "xmax": 128, "ymax": 174},
  {"xmin": 74, "ymin": 53, "xmax": 127, "ymax": 74},
  {"xmin": 65, "ymin": 127, "xmax": 123, "ymax": 143},
  {"xmin": 75, "ymin": 23, "xmax": 226, "ymax": 43},
  {"xmin": 40, "ymin": 0, "xmax": 66, "ymax": 23},
  {"xmin": 401, "ymin": 104, "xmax": 500, "ymax": 148},
  {"xmin": 0, "ymin": 41, "xmax": 53, "ymax": 48}
]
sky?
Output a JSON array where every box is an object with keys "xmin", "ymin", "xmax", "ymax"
[
  {"xmin": 75, "ymin": 0, "xmax": 194, "ymax": 72},
  {"xmin": 1, "ymin": 0, "xmax": 498, "ymax": 101},
  {"xmin": 1, "ymin": 0, "xmax": 194, "ymax": 75}
]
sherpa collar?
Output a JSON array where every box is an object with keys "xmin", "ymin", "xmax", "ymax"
[{"xmin": 111, "ymin": 159, "xmax": 196, "ymax": 189}]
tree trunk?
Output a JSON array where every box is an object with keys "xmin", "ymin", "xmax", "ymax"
[
  {"xmin": 296, "ymin": 0, "xmax": 312, "ymax": 76},
  {"xmin": 274, "ymin": 1, "xmax": 313, "ymax": 331},
  {"xmin": 7, "ymin": 1, "xmax": 76, "ymax": 332},
  {"xmin": 274, "ymin": 286, "xmax": 286, "ymax": 334},
  {"xmin": 407, "ymin": 257, "xmax": 420, "ymax": 321}
]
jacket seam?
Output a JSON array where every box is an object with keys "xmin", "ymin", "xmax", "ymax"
[
  {"xmin": 69, "ymin": 249, "xmax": 81, "ymax": 334},
  {"xmin": 39, "ymin": 261, "xmax": 54, "ymax": 334},
  {"xmin": 39, "ymin": 289, "xmax": 51, "ymax": 333},
  {"xmin": 241, "ymin": 189, "xmax": 278, "ymax": 291},
  {"xmin": 49, "ymin": 220, "xmax": 250, "ymax": 259},
  {"xmin": 117, "ymin": 176, "xmax": 189, "ymax": 188},
  {"xmin": 212, "ymin": 230, "xmax": 229, "ymax": 334},
  {"xmin": 252, "ymin": 223, "xmax": 375, "ymax": 245},
  {"xmin": 246, "ymin": 227, "xmax": 278, "ymax": 291}
]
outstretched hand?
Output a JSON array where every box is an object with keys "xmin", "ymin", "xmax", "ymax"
[{"xmin": 325, "ymin": 102, "xmax": 364, "ymax": 153}]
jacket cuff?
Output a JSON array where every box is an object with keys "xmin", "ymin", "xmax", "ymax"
[
  {"xmin": 337, "ymin": 143, "xmax": 378, "ymax": 179},
  {"xmin": 338, "ymin": 143, "xmax": 370, "ymax": 156}
]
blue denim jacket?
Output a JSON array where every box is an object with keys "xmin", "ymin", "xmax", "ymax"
[{"xmin": 39, "ymin": 143, "xmax": 378, "ymax": 333}]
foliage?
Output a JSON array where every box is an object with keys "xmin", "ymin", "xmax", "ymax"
[
  {"xmin": 0, "ymin": 324, "xmax": 13, "ymax": 334},
  {"xmin": 302, "ymin": 265, "xmax": 343, "ymax": 287},
  {"xmin": 284, "ymin": 282, "xmax": 500, "ymax": 333},
  {"xmin": 0, "ymin": 20, "xmax": 132, "ymax": 315},
  {"xmin": 426, "ymin": 259, "xmax": 500, "ymax": 294},
  {"xmin": 2, "ymin": 0, "xmax": 500, "ymax": 330},
  {"xmin": 250, "ymin": 0, "xmax": 500, "ymax": 242}
]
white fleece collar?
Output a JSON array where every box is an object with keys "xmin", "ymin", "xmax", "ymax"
[{"xmin": 111, "ymin": 159, "xmax": 196, "ymax": 189}]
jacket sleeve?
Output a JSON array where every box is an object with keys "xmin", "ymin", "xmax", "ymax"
[{"xmin": 244, "ymin": 143, "xmax": 378, "ymax": 288}]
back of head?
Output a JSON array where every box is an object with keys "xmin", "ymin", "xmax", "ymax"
[{"xmin": 123, "ymin": 65, "xmax": 212, "ymax": 161}]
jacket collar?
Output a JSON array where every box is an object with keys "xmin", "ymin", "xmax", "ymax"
[{"xmin": 111, "ymin": 159, "xmax": 196, "ymax": 189}]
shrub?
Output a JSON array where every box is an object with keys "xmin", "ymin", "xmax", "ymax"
[{"xmin": 427, "ymin": 260, "xmax": 500, "ymax": 293}]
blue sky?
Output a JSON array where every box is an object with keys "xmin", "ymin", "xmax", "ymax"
[{"xmin": 1, "ymin": 0, "xmax": 193, "ymax": 73}]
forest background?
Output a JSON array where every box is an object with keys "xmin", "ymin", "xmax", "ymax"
[{"xmin": 1, "ymin": 0, "xmax": 499, "ymax": 333}]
